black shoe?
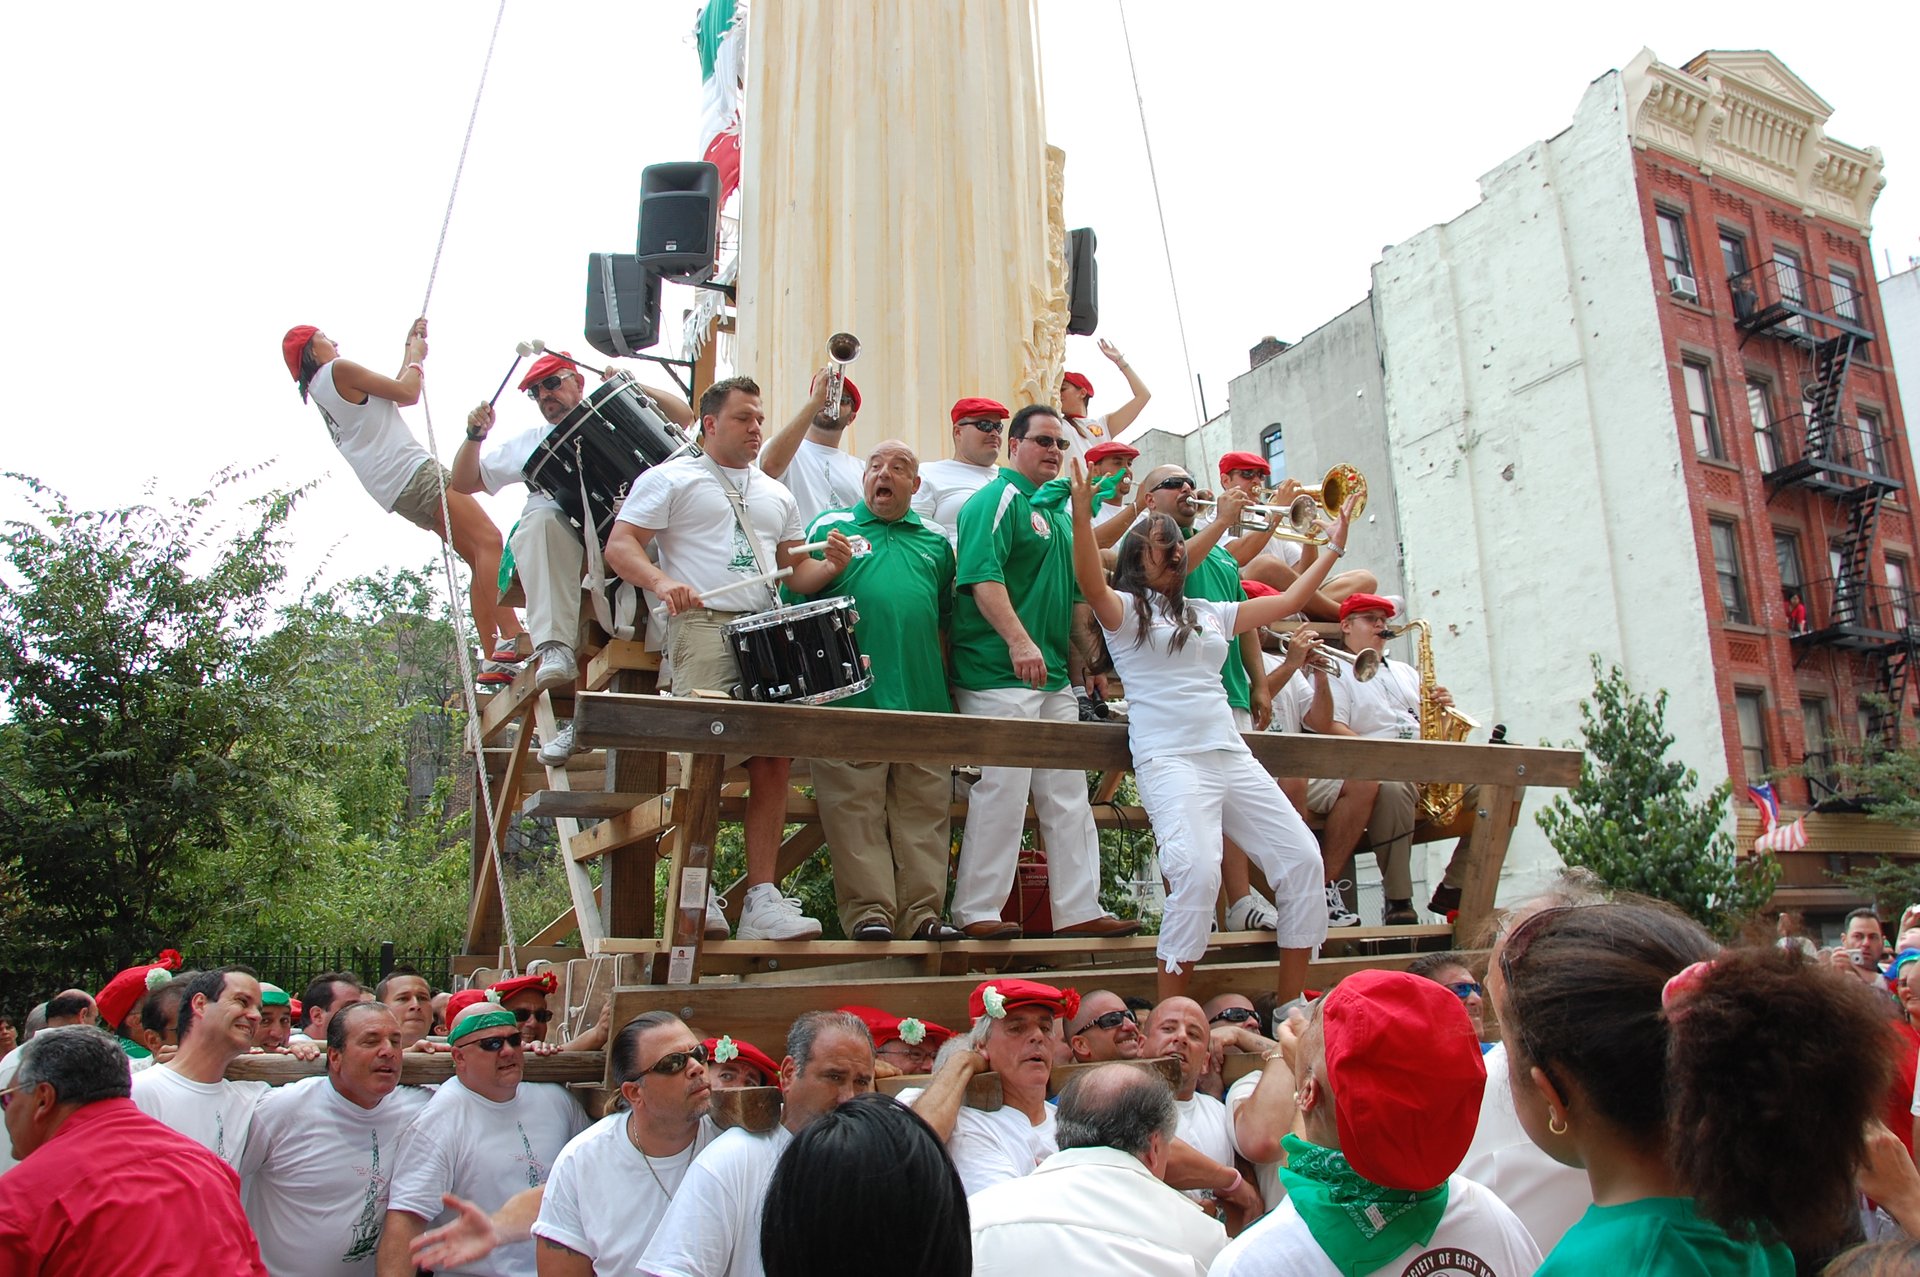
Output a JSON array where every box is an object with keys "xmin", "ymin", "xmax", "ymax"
[
  {"xmin": 1382, "ymin": 900, "xmax": 1418, "ymax": 926},
  {"xmin": 851, "ymin": 921, "xmax": 894, "ymax": 942},
  {"xmin": 1428, "ymin": 884, "xmax": 1462, "ymax": 917},
  {"xmin": 910, "ymin": 919, "xmax": 966, "ymax": 942}
]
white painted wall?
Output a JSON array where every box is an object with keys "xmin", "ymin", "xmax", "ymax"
[
  {"xmin": 1368, "ymin": 72, "xmax": 1727, "ymax": 901},
  {"xmin": 1882, "ymin": 265, "xmax": 1920, "ymax": 488}
]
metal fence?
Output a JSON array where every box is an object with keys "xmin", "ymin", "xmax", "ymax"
[{"xmin": 184, "ymin": 943, "xmax": 462, "ymax": 996}]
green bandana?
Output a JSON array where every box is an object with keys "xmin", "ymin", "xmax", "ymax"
[
  {"xmin": 1276, "ymin": 1135, "xmax": 1449, "ymax": 1277},
  {"xmin": 118, "ymin": 1036, "xmax": 152, "ymax": 1061},
  {"xmin": 1028, "ymin": 470, "xmax": 1125, "ymax": 512},
  {"xmin": 448, "ymin": 1008, "xmax": 519, "ymax": 1044}
]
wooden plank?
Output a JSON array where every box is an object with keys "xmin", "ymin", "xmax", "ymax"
[
  {"xmin": 522, "ymin": 791, "xmax": 649, "ymax": 821},
  {"xmin": 568, "ymin": 791, "xmax": 682, "ymax": 863},
  {"xmin": 1451, "ymin": 785, "xmax": 1524, "ymax": 947},
  {"xmin": 466, "ymin": 702, "xmax": 535, "ymax": 953},
  {"xmin": 227, "ymin": 1050, "xmax": 605, "ymax": 1087},
  {"xmin": 653, "ymin": 753, "xmax": 725, "ymax": 984},
  {"xmin": 586, "ymin": 639, "xmax": 661, "ymax": 690},
  {"xmin": 497, "ymin": 945, "xmax": 583, "ymax": 969},
  {"xmin": 573, "ymin": 695, "xmax": 1580, "ymax": 787},
  {"xmin": 535, "ymin": 690, "xmax": 607, "ymax": 948}
]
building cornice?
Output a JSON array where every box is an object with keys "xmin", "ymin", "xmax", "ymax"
[{"xmin": 1622, "ymin": 48, "xmax": 1885, "ymax": 231}]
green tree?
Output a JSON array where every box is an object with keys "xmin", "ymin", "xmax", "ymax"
[{"xmin": 1537, "ymin": 656, "xmax": 1779, "ymax": 938}]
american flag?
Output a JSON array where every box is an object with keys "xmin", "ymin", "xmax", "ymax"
[{"xmin": 1754, "ymin": 815, "xmax": 1808, "ymax": 853}]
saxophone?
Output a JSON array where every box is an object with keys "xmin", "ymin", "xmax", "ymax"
[{"xmin": 1393, "ymin": 619, "xmax": 1480, "ymax": 824}]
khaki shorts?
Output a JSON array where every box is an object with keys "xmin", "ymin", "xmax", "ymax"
[
  {"xmin": 390, "ymin": 459, "xmax": 455, "ymax": 534},
  {"xmin": 668, "ymin": 607, "xmax": 752, "ymax": 697}
]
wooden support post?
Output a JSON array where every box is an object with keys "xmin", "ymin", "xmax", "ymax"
[
  {"xmin": 1451, "ymin": 785, "xmax": 1524, "ymax": 947},
  {"xmin": 605, "ymin": 667, "xmax": 665, "ymax": 941},
  {"xmin": 652, "ymin": 752, "xmax": 726, "ymax": 984},
  {"xmin": 466, "ymin": 701, "xmax": 535, "ymax": 953}
]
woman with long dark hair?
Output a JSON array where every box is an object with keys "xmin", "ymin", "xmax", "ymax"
[
  {"xmin": 281, "ymin": 319, "xmax": 523, "ymax": 676},
  {"xmin": 1067, "ymin": 462, "xmax": 1354, "ymax": 1003},
  {"xmin": 1493, "ymin": 898, "xmax": 1893, "ymax": 1273}
]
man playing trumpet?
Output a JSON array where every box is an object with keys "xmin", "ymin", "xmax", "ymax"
[{"xmin": 1211, "ymin": 452, "xmax": 1378, "ymax": 622}]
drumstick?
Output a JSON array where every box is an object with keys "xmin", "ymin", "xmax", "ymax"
[
  {"xmin": 698, "ymin": 566, "xmax": 793, "ymax": 600},
  {"xmin": 487, "ymin": 354, "xmax": 526, "ymax": 408}
]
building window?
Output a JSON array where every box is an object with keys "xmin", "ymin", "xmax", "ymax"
[
  {"xmin": 1773, "ymin": 248, "xmax": 1806, "ymax": 302},
  {"xmin": 1723, "ymin": 232, "xmax": 1754, "ymax": 318},
  {"xmin": 1801, "ymin": 698, "xmax": 1831, "ymax": 792},
  {"xmin": 1829, "ymin": 267, "xmax": 1860, "ymax": 322},
  {"xmin": 1890, "ymin": 555, "xmax": 1912, "ymax": 632},
  {"xmin": 1734, "ymin": 689, "xmax": 1770, "ymax": 783},
  {"xmin": 1657, "ymin": 210, "xmax": 1694, "ymax": 290},
  {"xmin": 1709, "ymin": 519, "xmax": 1750, "ymax": 623},
  {"xmin": 1776, "ymin": 530, "xmax": 1806, "ymax": 631},
  {"xmin": 1261, "ymin": 423, "xmax": 1286, "ymax": 483},
  {"xmin": 1858, "ymin": 407, "xmax": 1887, "ymax": 478},
  {"xmin": 1683, "ymin": 361, "xmax": 1722, "ymax": 458},
  {"xmin": 1746, "ymin": 379, "xmax": 1779, "ymax": 471}
]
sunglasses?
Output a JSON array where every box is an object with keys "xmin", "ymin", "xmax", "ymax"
[
  {"xmin": 0, "ymin": 1081, "xmax": 34, "ymax": 1111},
  {"xmin": 1445, "ymin": 981, "xmax": 1484, "ymax": 1000},
  {"xmin": 1018, "ymin": 434, "xmax": 1073, "ymax": 451},
  {"xmin": 468, "ymin": 1033, "xmax": 524, "ymax": 1053},
  {"xmin": 1073, "ymin": 1008, "xmax": 1138, "ymax": 1034},
  {"xmin": 640, "ymin": 1043, "xmax": 710, "ymax": 1077},
  {"xmin": 511, "ymin": 1008, "xmax": 554, "ymax": 1025},
  {"xmin": 1153, "ymin": 476, "xmax": 1196, "ymax": 492},
  {"xmin": 960, "ymin": 419, "xmax": 1005, "ymax": 434},
  {"xmin": 524, "ymin": 373, "xmax": 572, "ymax": 400},
  {"xmin": 1209, "ymin": 1007, "xmax": 1260, "ymax": 1025}
]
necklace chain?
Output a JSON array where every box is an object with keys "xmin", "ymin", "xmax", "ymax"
[{"xmin": 627, "ymin": 1111, "xmax": 676, "ymax": 1201}]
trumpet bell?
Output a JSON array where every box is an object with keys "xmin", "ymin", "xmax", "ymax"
[
  {"xmin": 826, "ymin": 332, "xmax": 861, "ymax": 364},
  {"xmin": 1350, "ymin": 648, "xmax": 1381, "ymax": 683},
  {"xmin": 1306, "ymin": 463, "xmax": 1367, "ymax": 521}
]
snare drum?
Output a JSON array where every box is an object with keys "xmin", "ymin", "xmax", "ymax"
[
  {"xmin": 721, "ymin": 598, "xmax": 872, "ymax": 705},
  {"xmin": 524, "ymin": 373, "xmax": 688, "ymax": 542}
]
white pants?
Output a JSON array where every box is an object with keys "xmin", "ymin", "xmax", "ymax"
[
  {"xmin": 1135, "ymin": 748, "xmax": 1328, "ymax": 972},
  {"xmin": 952, "ymin": 686, "xmax": 1104, "ymax": 929},
  {"xmin": 510, "ymin": 506, "xmax": 584, "ymax": 652}
]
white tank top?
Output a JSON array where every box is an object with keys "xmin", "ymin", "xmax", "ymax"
[{"xmin": 307, "ymin": 362, "xmax": 432, "ymax": 511}]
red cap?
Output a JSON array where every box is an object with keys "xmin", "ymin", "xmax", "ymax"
[
  {"xmin": 95, "ymin": 949, "xmax": 184, "ymax": 1030},
  {"xmin": 1061, "ymin": 371, "xmax": 1095, "ymax": 398},
  {"xmin": 968, "ymin": 979, "xmax": 1079, "ymax": 1023},
  {"xmin": 1218, "ymin": 451, "xmax": 1270, "ymax": 477},
  {"xmin": 1338, "ymin": 593, "xmax": 1397, "ymax": 621},
  {"xmin": 1085, "ymin": 441, "xmax": 1140, "ymax": 465},
  {"xmin": 839, "ymin": 1005, "xmax": 955, "ymax": 1049},
  {"xmin": 444, "ymin": 989, "xmax": 492, "ymax": 1026},
  {"xmin": 703, "ymin": 1035, "xmax": 780, "ymax": 1084},
  {"xmin": 839, "ymin": 378, "xmax": 861, "ymax": 414},
  {"xmin": 1322, "ymin": 970, "xmax": 1486, "ymax": 1191},
  {"xmin": 282, "ymin": 326, "xmax": 319, "ymax": 380},
  {"xmin": 518, "ymin": 352, "xmax": 581, "ymax": 391},
  {"xmin": 951, "ymin": 396, "xmax": 1010, "ymax": 426},
  {"xmin": 1240, "ymin": 579, "xmax": 1280, "ymax": 599},
  {"xmin": 289, "ymin": 997, "xmax": 304, "ymax": 1019},
  {"xmin": 490, "ymin": 971, "xmax": 558, "ymax": 1002}
]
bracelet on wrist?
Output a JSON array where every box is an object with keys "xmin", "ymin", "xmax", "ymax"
[
  {"xmin": 466, "ymin": 429, "xmax": 486, "ymax": 442},
  {"xmin": 1219, "ymin": 1168, "xmax": 1244, "ymax": 1196}
]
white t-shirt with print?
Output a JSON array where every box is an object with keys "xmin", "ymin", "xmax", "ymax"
[
  {"xmin": 1264, "ymin": 655, "xmax": 1315, "ymax": 735},
  {"xmin": 129, "ymin": 1065, "xmax": 270, "ymax": 1170},
  {"xmin": 1063, "ymin": 414, "xmax": 1111, "ymax": 468},
  {"xmin": 533, "ymin": 1111, "xmax": 722, "ymax": 1276},
  {"xmin": 385, "ymin": 1078, "xmax": 589, "ymax": 1277},
  {"xmin": 1324, "ymin": 653, "xmax": 1422, "ymax": 741},
  {"xmin": 899, "ymin": 1087, "xmax": 1058, "ymax": 1198},
  {"xmin": 239, "ymin": 1074, "xmax": 433, "ymax": 1273},
  {"xmin": 1224, "ymin": 1070, "xmax": 1284, "ymax": 1210},
  {"xmin": 639, "ymin": 1123, "xmax": 792, "ymax": 1277},
  {"xmin": 1101, "ymin": 596, "xmax": 1246, "ymax": 763},
  {"xmin": 773, "ymin": 438, "xmax": 863, "ymax": 527},
  {"xmin": 616, "ymin": 454, "xmax": 802, "ymax": 607},
  {"xmin": 308, "ymin": 362, "xmax": 432, "ymax": 512},
  {"xmin": 477, "ymin": 417, "xmax": 564, "ymax": 517},
  {"xmin": 912, "ymin": 458, "xmax": 1000, "ymax": 545}
]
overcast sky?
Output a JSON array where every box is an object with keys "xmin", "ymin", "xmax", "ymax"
[{"xmin": 3, "ymin": 1, "xmax": 1913, "ymax": 616}]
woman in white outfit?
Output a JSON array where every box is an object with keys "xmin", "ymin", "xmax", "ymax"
[{"xmin": 1068, "ymin": 462, "xmax": 1355, "ymax": 1004}]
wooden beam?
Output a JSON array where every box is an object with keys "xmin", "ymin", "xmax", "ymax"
[
  {"xmin": 466, "ymin": 702, "xmax": 535, "ymax": 952},
  {"xmin": 586, "ymin": 639, "xmax": 661, "ymax": 691},
  {"xmin": 1451, "ymin": 784, "xmax": 1525, "ymax": 946},
  {"xmin": 573, "ymin": 695, "xmax": 1579, "ymax": 787},
  {"xmin": 522, "ymin": 790, "xmax": 649, "ymax": 821},
  {"xmin": 567, "ymin": 791, "xmax": 682, "ymax": 863},
  {"xmin": 605, "ymin": 666, "xmax": 666, "ymax": 942},
  {"xmin": 653, "ymin": 753, "xmax": 726, "ymax": 984}
]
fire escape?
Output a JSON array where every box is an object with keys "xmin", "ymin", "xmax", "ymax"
[{"xmin": 1736, "ymin": 260, "xmax": 1919, "ymax": 759}]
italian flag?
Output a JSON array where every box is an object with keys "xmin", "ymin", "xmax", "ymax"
[{"xmin": 696, "ymin": 0, "xmax": 747, "ymax": 204}]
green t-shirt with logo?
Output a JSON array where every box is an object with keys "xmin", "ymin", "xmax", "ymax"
[
  {"xmin": 1182, "ymin": 526, "xmax": 1251, "ymax": 712},
  {"xmin": 786, "ymin": 502, "xmax": 955, "ymax": 713},
  {"xmin": 952, "ymin": 468, "xmax": 1075, "ymax": 693}
]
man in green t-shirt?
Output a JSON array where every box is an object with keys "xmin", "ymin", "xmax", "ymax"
[
  {"xmin": 789, "ymin": 441, "xmax": 967, "ymax": 942},
  {"xmin": 948, "ymin": 405, "xmax": 1138, "ymax": 940}
]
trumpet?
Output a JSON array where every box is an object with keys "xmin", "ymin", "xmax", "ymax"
[
  {"xmin": 823, "ymin": 332, "xmax": 860, "ymax": 422},
  {"xmin": 1277, "ymin": 631, "xmax": 1380, "ymax": 682},
  {"xmin": 1299, "ymin": 462, "xmax": 1367, "ymax": 522},
  {"xmin": 1191, "ymin": 493, "xmax": 1328, "ymax": 544}
]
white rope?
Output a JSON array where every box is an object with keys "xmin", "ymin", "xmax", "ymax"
[
  {"xmin": 1116, "ymin": 0, "xmax": 1209, "ymax": 475},
  {"xmin": 415, "ymin": 0, "xmax": 521, "ymax": 973}
]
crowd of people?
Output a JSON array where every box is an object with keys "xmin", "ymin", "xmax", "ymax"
[{"xmin": 9, "ymin": 889, "xmax": 1920, "ymax": 1275}]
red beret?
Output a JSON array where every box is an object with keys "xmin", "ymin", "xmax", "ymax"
[
  {"xmin": 1061, "ymin": 371, "xmax": 1095, "ymax": 398},
  {"xmin": 839, "ymin": 378, "xmax": 861, "ymax": 414},
  {"xmin": 968, "ymin": 979, "xmax": 1079, "ymax": 1023},
  {"xmin": 518, "ymin": 352, "xmax": 581, "ymax": 391},
  {"xmin": 490, "ymin": 972, "xmax": 558, "ymax": 1002},
  {"xmin": 951, "ymin": 396, "xmax": 1010, "ymax": 426},
  {"xmin": 282, "ymin": 325, "xmax": 318, "ymax": 381},
  {"xmin": 703, "ymin": 1035, "xmax": 780, "ymax": 1084},
  {"xmin": 1339, "ymin": 592, "xmax": 1397, "ymax": 621},
  {"xmin": 1218, "ymin": 451, "xmax": 1270, "ymax": 476},
  {"xmin": 838, "ymin": 1005, "xmax": 955, "ymax": 1049},
  {"xmin": 289, "ymin": 997, "xmax": 304, "ymax": 1019},
  {"xmin": 95, "ymin": 949, "xmax": 184, "ymax": 1031},
  {"xmin": 1322, "ymin": 970, "xmax": 1486, "ymax": 1191},
  {"xmin": 1085, "ymin": 441, "xmax": 1140, "ymax": 465},
  {"xmin": 1240, "ymin": 579, "xmax": 1280, "ymax": 599},
  {"xmin": 444, "ymin": 989, "xmax": 492, "ymax": 1025}
]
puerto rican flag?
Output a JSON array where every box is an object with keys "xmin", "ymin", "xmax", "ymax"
[{"xmin": 1746, "ymin": 780, "xmax": 1780, "ymax": 833}]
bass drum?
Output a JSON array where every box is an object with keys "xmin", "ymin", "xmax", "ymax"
[
  {"xmin": 523, "ymin": 373, "xmax": 688, "ymax": 542},
  {"xmin": 721, "ymin": 598, "xmax": 872, "ymax": 705}
]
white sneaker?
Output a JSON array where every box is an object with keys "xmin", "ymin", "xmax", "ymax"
[
  {"xmin": 1225, "ymin": 892, "xmax": 1278, "ymax": 932},
  {"xmin": 1324, "ymin": 881, "xmax": 1362, "ymax": 928},
  {"xmin": 538, "ymin": 722, "xmax": 575, "ymax": 767},
  {"xmin": 736, "ymin": 886, "xmax": 824, "ymax": 941},
  {"xmin": 704, "ymin": 889, "xmax": 731, "ymax": 940},
  {"xmin": 534, "ymin": 642, "xmax": 576, "ymax": 692}
]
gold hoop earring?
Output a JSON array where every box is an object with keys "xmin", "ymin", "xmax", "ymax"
[{"xmin": 1548, "ymin": 1112, "xmax": 1569, "ymax": 1136}]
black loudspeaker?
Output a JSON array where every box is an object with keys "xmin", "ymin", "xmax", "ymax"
[
  {"xmin": 638, "ymin": 161, "xmax": 721, "ymax": 282},
  {"xmin": 1066, "ymin": 227, "xmax": 1099, "ymax": 336},
  {"xmin": 584, "ymin": 253, "xmax": 661, "ymax": 358}
]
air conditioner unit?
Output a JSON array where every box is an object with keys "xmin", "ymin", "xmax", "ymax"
[{"xmin": 1669, "ymin": 274, "xmax": 1699, "ymax": 301}]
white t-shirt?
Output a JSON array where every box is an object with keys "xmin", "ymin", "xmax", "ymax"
[
  {"xmin": 1265, "ymin": 657, "xmax": 1315, "ymax": 735},
  {"xmin": 639, "ymin": 1123, "xmax": 792, "ymax": 1277},
  {"xmin": 773, "ymin": 438, "xmax": 863, "ymax": 526},
  {"xmin": 912, "ymin": 458, "xmax": 1000, "ymax": 544},
  {"xmin": 1209, "ymin": 1174, "xmax": 1543, "ymax": 1277},
  {"xmin": 1175, "ymin": 1091, "xmax": 1236, "ymax": 1205},
  {"xmin": 900, "ymin": 1087, "xmax": 1058, "ymax": 1198},
  {"xmin": 308, "ymin": 362, "xmax": 432, "ymax": 512},
  {"xmin": 1101, "ymin": 597, "xmax": 1246, "ymax": 763},
  {"xmin": 533, "ymin": 1111, "xmax": 721, "ymax": 1276},
  {"xmin": 129, "ymin": 1064, "xmax": 270, "ymax": 1169},
  {"xmin": 239, "ymin": 1074, "xmax": 433, "ymax": 1274},
  {"xmin": 616, "ymin": 454, "xmax": 802, "ymax": 607},
  {"xmin": 477, "ymin": 417, "xmax": 564, "ymax": 517},
  {"xmin": 1324, "ymin": 653, "xmax": 1422, "ymax": 741},
  {"xmin": 0, "ymin": 1050, "xmax": 18, "ymax": 1176},
  {"xmin": 385, "ymin": 1078, "xmax": 589, "ymax": 1277},
  {"xmin": 1224, "ymin": 1070, "xmax": 1283, "ymax": 1210},
  {"xmin": 1457, "ymin": 1044, "xmax": 1590, "ymax": 1254}
]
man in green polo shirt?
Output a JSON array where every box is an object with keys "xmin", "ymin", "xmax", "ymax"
[
  {"xmin": 948, "ymin": 404, "xmax": 1139, "ymax": 941},
  {"xmin": 789, "ymin": 440, "xmax": 968, "ymax": 942}
]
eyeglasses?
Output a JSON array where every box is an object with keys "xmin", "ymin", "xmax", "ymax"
[
  {"xmin": 1019, "ymin": 434, "xmax": 1073, "ymax": 451},
  {"xmin": 1444, "ymin": 981, "xmax": 1484, "ymax": 1000},
  {"xmin": 524, "ymin": 374, "xmax": 572, "ymax": 400},
  {"xmin": 960, "ymin": 419, "xmax": 1005, "ymax": 434},
  {"xmin": 468, "ymin": 1033, "xmax": 524, "ymax": 1053},
  {"xmin": 1497, "ymin": 904, "xmax": 1574, "ymax": 986},
  {"xmin": 1226, "ymin": 469, "xmax": 1265, "ymax": 481},
  {"xmin": 511, "ymin": 1008, "xmax": 554, "ymax": 1025},
  {"xmin": 1072, "ymin": 1008, "xmax": 1137, "ymax": 1035},
  {"xmin": 1208, "ymin": 1007, "xmax": 1259, "ymax": 1025},
  {"xmin": 0, "ymin": 1081, "xmax": 34, "ymax": 1111},
  {"xmin": 639, "ymin": 1043, "xmax": 710, "ymax": 1078},
  {"xmin": 1152, "ymin": 476, "xmax": 1196, "ymax": 492}
]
